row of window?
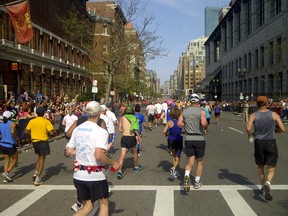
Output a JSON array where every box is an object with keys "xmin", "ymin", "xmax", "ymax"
[
  {"xmin": 222, "ymin": 36, "xmax": 282, "ymax": 80},
  {"xmin": 0, "ymin": 12, "xmax": 88, "ymax": 68}
]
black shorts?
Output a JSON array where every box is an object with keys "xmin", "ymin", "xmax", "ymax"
[
  {"xmin": 254, "ymin": 139, "xmax": 278, "ymax": 166},
  {"xmin": 73, "ymin": 179, "xmax": 108, "ymax": 203},
  {"xmin": 185, "ymin": 140, "xmax": 206, "ymax": 158},
  {"xmin": 121, "ymin": 136, "xmax": 137, "ymax": 149},
  {"xmin": 32, "ymin": 141, "xmax": 50, "ymax": 156},
  {"xmin": 215, "ymin": 113, "xmax": 220, "ymax": 117},
  {"xmin": 168, "ymin": 139, "xmax": 183, "ymax": 150},
  {"xmin": 148, "ymin": 114, "xmax": 154, "ymax": 123},
  {"xmin": 0, "ymin": 145, "xmax": 17, "ymax": 155}
]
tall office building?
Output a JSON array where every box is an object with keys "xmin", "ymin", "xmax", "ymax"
[{"xmin": 204, "ymin": 6, "xmax": 221, "ymax": 36}]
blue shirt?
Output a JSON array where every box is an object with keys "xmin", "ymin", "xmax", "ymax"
[
  {"xmin": 135, "ymin": 112, "xmax": 145, "ymax": 133},
  {"xmin": 0, "ymin": 120, "xmax": 16, "ymax": 148}
]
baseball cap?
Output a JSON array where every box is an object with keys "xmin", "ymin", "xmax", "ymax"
[
  {"xmin": 256, "ymin": 96, "xmax": 268, "ymax": 105},
  {"xmin": 36, "ymin": 106, "xmax": 46, "ymax": 116},
  {"xmin": 125, "ymin": 105, "xmax": 133, "ymax": 114},
  {"xmin": 86, "ymin": 101, "xmax": 101, "ymax": 116},
  {"xmin": 100, "ymin": 105, "xmax": 107, "ymax": 111},
  {"xmin": 3, "ymin": 111, "xmax": 13, "ymax": 119},
  {"xmin": 190, "ymin": 93, "xmax": 200, "ymax": 103}
]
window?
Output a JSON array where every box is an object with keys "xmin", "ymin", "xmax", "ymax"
[
  {"xmin": 271, "ymin": 0, "xmax": 282, "ymax": 17},
  {"xmin": 102, "ymin": 25, "xmax": 108, "ymax": 35},
  {"xmin": 259, "ymin": 0, "xmax": 265, "ymax": 27},
  {"xmin": 248, "ymin": 53, "xmax": 251, "ymax": 71},
  {"xmin": 247, "ymin": 0, "xmax": 252, "ymax": 35},
  {"xmin": 269, "ymin": 41, "xmax": 274, "ymax": 65},
  {"xmin": 260, "ymin": 46, "xmax": 264, "ymax": 67},
  {"xmin": 103, "ymin": 43, "xmax": 108, "ymax": 54},
  {"xmin": 255, "ymin": 49, "xmax": 259, "ymax": 69},
  {"xmin": 276, "ymin": 37, "xmax": 282, "ymax": 63}
]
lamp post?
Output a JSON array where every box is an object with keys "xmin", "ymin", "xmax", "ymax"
[
  {"xmin": 238, "ymin": 67, "xmax": 246, "ymax": 101},
  {"xmin": 213, "ymin": 78, "xmax": 219, "ymax": 101}
]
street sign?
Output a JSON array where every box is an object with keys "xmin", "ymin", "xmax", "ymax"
[
  {"xmin": 92, "ymin": 86, "xmax": 98, "ymax": 93},
  {"xmin": 93, "ymin": 80, "xmax": 97, "ymax": 86}
]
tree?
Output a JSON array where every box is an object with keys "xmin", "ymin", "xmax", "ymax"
[{"xmin": 60, "ymin": 0, "xmax": 167, "ymax": 103}]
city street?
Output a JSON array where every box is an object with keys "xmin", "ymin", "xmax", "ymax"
[{"xmin": 0, "ymin": 111, "xmax": 288, "ymax": 216}]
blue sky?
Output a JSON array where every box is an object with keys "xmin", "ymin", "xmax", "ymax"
[{"xmin": 144, "ymin": 0, "xmax": 230, "ymax": 84}]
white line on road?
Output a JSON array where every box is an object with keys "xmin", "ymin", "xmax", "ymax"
[
  {"xmin": 0, "ymin": 187, "xmax": 52, "ymax": 216},
  {"xmin": 1, "ymin": 184, "xmax": 288, "ymax": 191},
  {"xmin": 229, "ymin": 127, "xmax": 244, "ymax": 134},
  {"xmin": 220, "ymin": 189, "xmax": 257, "ymax": 216},
  {"xmin": 153, "ymin": 187, "xmax": 174, "ymax": 216}
]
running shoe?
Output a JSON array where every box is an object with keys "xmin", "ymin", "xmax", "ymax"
[
  {"xmin": 117, "ymin": 171, "xmax": 124, "ymax": 179},
  {"xmin": 174, "ymin": 170, "xmax": 180, "ymax": 177},
  {"xmin": 34, "ymin": 177, "xmax": 43, "ymax": 186},
  {"xmin": 183, "ymin": 175, "xmax": 190, "ymax": 192},
  {"xmin": 32, "ymin": 174, "xmax": 37, "ymax": 182},
  {"xmin": 2, "ymin": 172, "xmax": 13, "ymax": 182},
  {"xmin": 193, "ymin": 181, "xmax": 202, "ymax": 189},
  {"xmin": 263, "ymin": 183, "xmax": 272, "ymax": 201},
  {"xmin": 134, "ymin": 165, "xmax": 142, "ymax": 173},
  {"xmin": 71, "ymin": 202, "xmax": 83, "ymax": 212},
  {"xmin": 260, "ymin": 187, "xmax": 265, "ymax": 196}
]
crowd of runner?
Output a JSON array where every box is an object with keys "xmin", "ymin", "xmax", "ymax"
[{"xmin": 0, "ymin": 90, "xmax": 287, "ymax": 215}]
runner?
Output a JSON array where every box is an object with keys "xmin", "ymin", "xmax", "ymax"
[
  {"xmin": 163, "ymin": 107, "xmax": 183, "ymax": 179},
  {"xmin": 105, "ymin": 103, "xmax": 118, "ymax": 154},
  {"xmin": 146, "ymin": 101, "xmax": 155, "ymax": 131},
  {"xmin": 177, "ymin": 93, "xmax": 208, "ymax": 191},
  {"xmin": 25, "ymin": 106, "xmax": 56, "ymax": 186},
  {"xmin": 117, "ymin": 105, "xmax": 142, "ymax": 179},
  {"xmin": 214, "ymin": 103, "xmax": 221, "ymax": 124},
  {"xmin": 66, "ymin": 101, "xmax": 120, "ymax": 216},
  {"xmin": 0, "ymin": 111, "xmax": 20, "ymax": 182},
  {"xmin": 246, "ymin": 96, "xmax": 285, "ymax": 201},
  {"xmin": 134, "ymin": 104, "xmax": 147, "ymax": 156},
  {"xmin": 154, "ymin": 101, "xmax": 162, "ymax": 126}
]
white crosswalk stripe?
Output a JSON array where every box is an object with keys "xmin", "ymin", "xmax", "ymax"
[{"xmin": 0, "ymin": 184, "xmax": 288, "ymax": 216}]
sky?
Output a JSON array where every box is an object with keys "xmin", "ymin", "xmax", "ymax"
[{"xmin": 143, "ymin": 0, "xmax": 230, "ymax": 84}]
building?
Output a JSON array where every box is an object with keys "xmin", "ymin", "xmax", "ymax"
[
  {"xmin": 177, "ymin": 36, "xmax": 207, "ymax": 97},
  {"xmin": 205, "ymin": 6, "xmax": 221, "ymax": 37},
  {"xmin": 0, "ymin": 0, "xmax": 91, "ymax": 102},
  {"xmin": 205, "ymin": 0, "xmax": 288, "ymax": 101}
]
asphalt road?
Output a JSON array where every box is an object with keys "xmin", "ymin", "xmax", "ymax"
[{"xmin": 0, "ymin": 111, "xmax": 288, "ymax": 216}]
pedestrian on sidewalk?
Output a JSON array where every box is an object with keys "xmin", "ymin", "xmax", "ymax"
[
  {"xmin": 25, "ymin": 106, "xmax": 56, "ymax": 186},
  {"xmin": 163, "ymin": 107, "xmax": 183, "ymax": 179},
  {"xmin": 117, "ymin": 105, "xmax": 142, "ymax": 179},
  {"xmin": 246, "ymin": 96, "xmax": 285, "ymax": 201},
  {"xmin": 66, "ymin": 101, "xmax": 120, "ymax": 216},
  {"xmin": 0, "ymin": 111, "xmax": 20, "ymax": 182},
  {"xmin": 177, "ymin": 93, "xmax": 208, "ymax": 191}
]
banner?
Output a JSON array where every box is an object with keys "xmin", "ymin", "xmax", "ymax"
[{"xmin": 6, "ymin": 0, "xmax": 33, "ymax": 44}]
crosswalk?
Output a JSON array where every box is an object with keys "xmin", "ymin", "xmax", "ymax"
[{"xmin": 1, "ymin": 184, "xmax": 288, "ymax": 216}]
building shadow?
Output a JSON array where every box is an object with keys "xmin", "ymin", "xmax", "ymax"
[{"xmin": 11, "ymin": 163, "xmax": 36, "ymax": 180}]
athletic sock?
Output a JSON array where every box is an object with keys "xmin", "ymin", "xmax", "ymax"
[
  {"xmin": 195, "ymin": 176, "xmax": 201, "ymax": 182},
  {"xmin": 185, "ymin": 170, "xmax": 190, "ymax": 176}
]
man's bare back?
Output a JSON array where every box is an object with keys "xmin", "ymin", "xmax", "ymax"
[{"xmin": 119, "ymin": 116, "xmax": 135, "ymax": 136}]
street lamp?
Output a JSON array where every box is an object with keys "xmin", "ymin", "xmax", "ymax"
[
  {"xmin": 213, "ymin": 79, "xmax": 219, "ymax": 101},
  {"xmin": 238, "ymin": 67, "xmax": 246, "ymax": 100}
]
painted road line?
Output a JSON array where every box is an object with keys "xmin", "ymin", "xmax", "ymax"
[
  {"xmin": 229, "ymin": 127, "xmax": 244, "ymax": 133},
  {"xmin": 0, "ymin": 188, "xmax": 52, "ymax": 216},
  {"xmin": 1, "ymin": 184, "xmax": 288, "ymax": 191},
  {"xmin": 220, "ymin": 189, "xmax": 257, "ymax": 216},
  {"xmin": 153, "ymin": 187, "xmax": 174, "ymax": 216}
]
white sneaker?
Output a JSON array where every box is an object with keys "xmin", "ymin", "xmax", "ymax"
[
  {"xmin": 34, "ymin": 177, "xmax": 43, "ymax": 186},
  {"xmin": 2, "ymin": 172, "xmax": 12, "ymax": 182},
  {"xmin": 71, "ymin": 202, "xmax": 83, "ymax": 212}
]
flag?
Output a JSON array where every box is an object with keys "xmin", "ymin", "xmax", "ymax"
[{"xmin": 6, "ymin": 0, "xmax": 33, "ymax": 44}]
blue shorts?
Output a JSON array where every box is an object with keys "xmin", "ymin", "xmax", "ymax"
[{"xmin": 108, "ymin": 133, "xmax": 115, "ymax": 143}]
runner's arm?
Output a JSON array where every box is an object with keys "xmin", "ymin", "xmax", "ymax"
[
  {"xmin": 246, "ymin": 113, "xmax": 255, "ymax": 137},
  {"xmin": 273, "ymin": 112, "xmax": 286, "ymax": 133},
  {"xmin": 177, "ymin": 114, "xmax": 185, "ymax": 128}
]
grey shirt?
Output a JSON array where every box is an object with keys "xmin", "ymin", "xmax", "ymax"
[{"xmin": 182, "ymin": 106, "xmax": 205, "ymax": 141}]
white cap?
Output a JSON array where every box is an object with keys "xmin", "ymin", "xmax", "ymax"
[
  {"xmin": 190, "ymin": 93, "xmax": 200, "ymax": 103},
  {"xmin": 3, "ymin": 111, "xmax": 13, "ymax": 119},
  {"xmin": 100, "ymin": 105, "xmax": 107, "ymax": 111},
  {"xmin": 86, "ymin": 101, "xmax": 101, "ymax": 116}
]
